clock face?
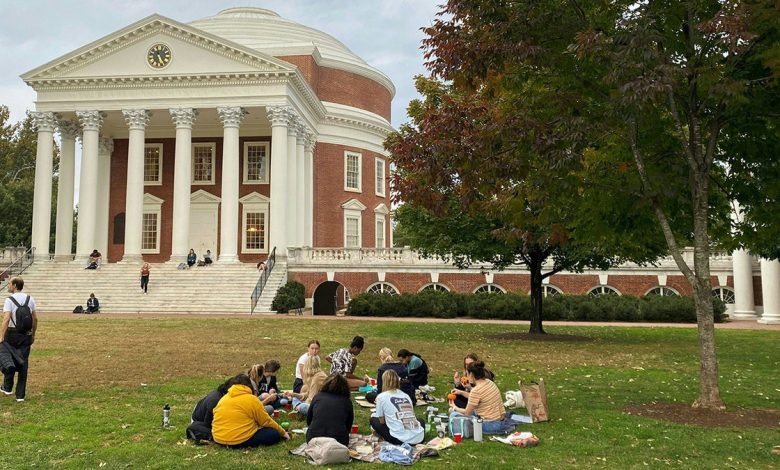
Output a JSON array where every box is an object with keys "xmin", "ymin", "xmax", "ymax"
[{"xmin": 147, "ymin": 43, "xmax": 172, "ymax": 69}]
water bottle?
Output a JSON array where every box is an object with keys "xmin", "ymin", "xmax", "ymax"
[
  {"xmin": 162, "ymin": 404, "xmax": 170, "ymax": 429},
  {"xmin": 473, "ymin": 417, "xmax": 483, "ymax": 442}
]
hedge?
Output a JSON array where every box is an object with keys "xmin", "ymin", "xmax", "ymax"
[
  {"xmin": 345, "ymin": 291, "xmax": 727, "ymax": 323},
  {"xmin": 272, "ymin": 281, "xmax": 305, "ymax": 313}
]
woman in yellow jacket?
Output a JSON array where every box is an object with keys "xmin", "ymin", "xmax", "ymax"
[{"xmin": 212, "ymin": 374, "xmax": 291, "ymax": 448}]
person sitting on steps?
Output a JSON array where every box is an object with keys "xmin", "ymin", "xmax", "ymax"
[
  {"xmin": 86, "ymin": 293, "xmax": 100, "ymax": 313},
  {"xmin": 86, "ymin": 249, "xmax": 101, "ymax": 269},
  {"xmin": 187, "ymin": 249, "xmax": 197, "ymax": 269},
  {"xmin": 203, "ymin": 250, "xmax": 213, "ymax": 265}
]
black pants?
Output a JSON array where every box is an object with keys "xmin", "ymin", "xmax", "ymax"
[
  {"xmin": 140, "ymin": 275, "xmax": 149, "ymax": 293},
  {"xmin": 370, "ymin": 417, "xmax": 425, "ymax": 446},
  {"xmin": 225, "ymin": 427, "xmax": 281, "ymax": 448},
  {"xmin": 186, "ymin": 421, "xmax": 212, "ymax": 441},
  {"xmin": 293, "ymin": 378, "xmax": 304, "ymax": 394},
  {"xmin": 2, "ymin": 333, "xmax": 32, "ymax": 400}
]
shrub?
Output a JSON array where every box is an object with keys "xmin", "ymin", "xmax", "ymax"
[
  {"xmin": 271, "ymin": 281, "xmax": 305, "ymax": 313},
  {"xmin": 344, "ymin": 290, "xmax": 725, "ymax": 323}
]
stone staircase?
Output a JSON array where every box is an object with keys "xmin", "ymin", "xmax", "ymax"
[{"xmin": 14, "ymin": 260, "xmax": 288, "ymax": 314}]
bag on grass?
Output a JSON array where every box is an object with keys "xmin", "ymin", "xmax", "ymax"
[
  {"xmin": 449, "ymin": 415, "xmax": 473, "ymax": 438},
  {"xmin": 72, "ymin": 305, "xmax": 84, "ymax": 314},
  {"xmin": 520, "ymin": 379, "xmax": 549, "ymax": 423},
  {"xmin": 304, "ymin": 437, "xmax": 350, "ymax": 465}
]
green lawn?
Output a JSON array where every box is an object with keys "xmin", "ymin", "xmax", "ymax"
[{"xmin": 0, "ymin": 315, "xmax": 777, "ymax": 469}]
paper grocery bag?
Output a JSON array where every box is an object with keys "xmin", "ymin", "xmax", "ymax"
[{"xmin": 520, "ymin": 379, "xmax": 549, "ymax": 423}]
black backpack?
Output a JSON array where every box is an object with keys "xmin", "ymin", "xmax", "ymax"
[
  {"xmin": 73, "ymin": 305, "xmax": 84, "ymax": 314},
  {"xmin": 9, "ymin": 295, "xmax": 33, "ymax": 334}
]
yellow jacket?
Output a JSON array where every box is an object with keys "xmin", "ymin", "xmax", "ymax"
[{"xmin": 212, "ymin": 384, "xmax": 285, "ymax": 445}]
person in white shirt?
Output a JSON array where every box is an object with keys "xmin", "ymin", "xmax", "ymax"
[
  {"xmin": 370, "ymin": 370, "xmax": 424, "ymax": 446},
  {"xmin": 293, "ymin": 339, "xmax": 320, "ymax": 393},
  {"xmin": 1, "ymin": 277, "xmax": 38, "ymax": 402}
]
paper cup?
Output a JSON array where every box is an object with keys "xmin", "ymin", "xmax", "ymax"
[
  {"xmin": 273, "ymin": 410, "xmax": 279, "ymax": 418},
  {"xmin": 370, "ymin": 378, "xmax": 377, "ymax": 387},
  {"xmin": 454, "ymin": 433, "xmax": 462, "ymax": 443},
  {"xmin": 351, "ymin": 424, "xmax": 359, "ymax": 434}
]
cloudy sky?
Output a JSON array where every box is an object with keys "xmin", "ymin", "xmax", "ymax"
[{"xmin": 0, "ymin": 0, "xmax": 443, "ymax": 126}]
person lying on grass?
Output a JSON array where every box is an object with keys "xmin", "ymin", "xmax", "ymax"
[
  {"xmin": 370, "ymin": 370, "xmax": 425, "ymax": 446},
  {"xmin": 326, "ymin": 335, "xmax": 367, "ymax": 390},
  {"xmin": 211, "ymin": 374, "xmax": 291, "ymax": 448},
  {"xmin": 365, "ymin": 347, "xmax": 414, "ymax": 405},
  {"xmin": 306, "ymin": 373, "xmax": 354, "ymax": 447},
  {"xmin": 452, "ymin": 352, "xmax": 495, "ymax": 409},
  {"xmin": 448, "ymin": 361, "xmax": 516, "ymax": 435},
  {"xmin": 286, "ymin": 355, "xmax": 328, "ymax": 416},
  {"xmin": 248, "ymin": 360, "xmax": 288, "ymax": 413}
]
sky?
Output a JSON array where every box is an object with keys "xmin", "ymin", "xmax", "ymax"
[{"xmin": 0, "ymin": 0, "xmax": 443, "ymax": 127}]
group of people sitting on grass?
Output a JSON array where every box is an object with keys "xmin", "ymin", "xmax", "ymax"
[{"xmin": 186, "ymin": 335, "xmax": 519, "ymax": 449}]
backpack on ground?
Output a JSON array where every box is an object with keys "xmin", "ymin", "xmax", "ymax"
[
  {"xmin": 9, "ymin": 295, "xmax": 33, "ymax": 333},
  {"xmin": 86, "ymin": 261, "xmax": 98, "ymax": 270},
  {"xmin": 73, "ymin": 305, "xmax": 84, "ymax": 314}
]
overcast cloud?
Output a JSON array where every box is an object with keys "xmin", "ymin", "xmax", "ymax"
[{"xmin": 0, "ymin": 0, "xmax": 442, "ymax": 126}]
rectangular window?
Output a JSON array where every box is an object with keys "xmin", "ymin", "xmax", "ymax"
[
  {"xmin": 375, "ymin": 217, "xmax": 385, "ymax": 248},
  {"xmin": 144, "ymin": 144, "xmax": 163, "ymax": 185},
  {"xmin": 243, "ymin": 142, "xmax": 269, "ymax": 183},
  {"xmin": 375, "ymin": 158, "xmax": 385, "ymax": 197},
  {"xmin": 244, "ymin": 212, "xmax": 266, "ymax": 251},
  {"xmin": 345, "ymin": 216, "xmax": 360, "ymax": 247},
  {"xmin": 344, "ymin": 152, "xmax": 362, "ymax": 192},
  {"xmin": 192, "ymin": 143, "xmax": 216, "ymax": 184},
  {"xmin": 141, "ymin": 212, "xmax": 158, "ymax": 252}
]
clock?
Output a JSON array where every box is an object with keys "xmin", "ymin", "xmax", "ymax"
[{"xmin": 147, "ymin": 43, "xmax": 172, "ymax": 69}]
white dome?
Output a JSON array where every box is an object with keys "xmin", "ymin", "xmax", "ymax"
[{"xmin": 189, "ymin": 7, "xmax": 395, "ymax": 96}]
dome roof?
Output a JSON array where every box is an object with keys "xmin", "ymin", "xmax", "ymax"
[{"xmin": 189, "ymin": 7, "xmax": 395, "ymax": 96}]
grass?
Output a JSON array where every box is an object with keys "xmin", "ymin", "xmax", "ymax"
[{"xmin": 0, "ymin": 315, "xmax": 778, "ymax": 469}]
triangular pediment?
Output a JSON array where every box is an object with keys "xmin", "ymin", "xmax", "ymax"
[
  {"xmin": 191, "ymin": 189, "xmax": 221, "ymax": 204},
  {"xmin": 341, "ymin": 198, "xmax": 367, "ymax": 211},
  {"xmin": 374, "ymin": 203, "xmax": 390, "ymax": 214},
  {"xmin": 21, "ymin": 14, "xmax": 296, "ymax": 84},
  {"xmin": 143, "ymin": 193, "xmax": 165, "ymax": 205},
  {"xmin": 239, "ymin": 192, "xmax": 271, "ymax": 205}
]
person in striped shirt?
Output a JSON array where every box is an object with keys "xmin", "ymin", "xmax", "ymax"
[{"xmin": 448, "ymin": 360, "xmax": 516, "ymax": 435}]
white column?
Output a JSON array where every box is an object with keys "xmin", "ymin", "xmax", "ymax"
[
  {"xmin": 121, "ymin": 109, "xmax": 151, "ymax": 262},
  {"xmin": 96, "ymin": 137, "xmax": 113, "ymax": 258},
  {"xmin": 267, "ymin": 106, "xmax": 290, "ymax": 256},
  {"xmin": 75, "ymin": 111, "xmax": 105, "ymax": 263},
  {"xmin": 731, "ymin": 249, "xmax": 757, "ymax": 318},
  {"xmin": 30, "ymin": 112, "xmax": 57, "ymax": 260},
  {"xmin": 303, "ymin": 134, "xmax": 315, "ymax": 246},
  {"xmin": 295, "ymin": 124, "xmax": 306, "ymax": 247},
  {"xmin": 758, "ymin": 259, "xmax": 780, "ymax": 324},
  {"xmin": 217, "ymin": 106, "xmax": 245, "ymax": 263},
  {"xmin": 389, "ymin": 211, "xmax": 395, "ymax": 248},
  {"xmin": 169, "ymin": 108, "xmax": 198, "ymax": 263},
  {"xmin": 286, "ymin": 113, "xmax": 300, "ymax": 247},
  {"xmin": 54, "ymin": 118, "xmax": 79, "ymax": 261}
]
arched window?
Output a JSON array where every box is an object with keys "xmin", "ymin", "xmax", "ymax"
[
  {"xmin": 367, "ymin": 282, "xmax": 399, "ymax": 295},
  {"xmin": 344, "ymin": 288, "xmax": 351, "ymax": 304},
  {"xmin": 645, "ymin": 286, "xmax": 680, "ymax": 297},
  {"xmin": 474, "ymin": 284, "xmax": 506, "ymax": 294},
  {"xmin": 588, "ymin": 286, "xmax": 620, "ymax": 297},
  {"xmin": 712, "ymin": 287, "xmax": 735, "ymax": 304},
  {"xmin": 543, "ymin": 285, "xmax": 563, "ymax": 297},
  {"xmin": 419, "ymin": 283, "xmax": 449, "ymax": 293}
]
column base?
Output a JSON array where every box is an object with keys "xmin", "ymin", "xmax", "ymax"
[
  {"xmin": 758, "ymin": 314, "xmax": 780, "ymax": 324},
  {"xmin": 730, "ymin": 311, "xmax": 759, "ymax": 320},
  {"xmin": 119, "ymin": 254, "xmax": 143, "ymax": 263}
]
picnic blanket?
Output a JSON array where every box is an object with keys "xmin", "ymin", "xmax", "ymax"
[{"xmin": 290, "ymin": 434, "xmax": 440, "ymax": 464}]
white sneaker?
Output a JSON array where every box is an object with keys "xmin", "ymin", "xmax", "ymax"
[
  {"xmin": 16, "ymin": 398, "xmax": 24, "ymax": 402},
  {"xmin": 0, "ymin": 388, "xmax": 12, "ymax": 396}
]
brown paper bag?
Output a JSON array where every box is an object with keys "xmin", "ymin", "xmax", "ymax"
[{"xmin": 520, "ymin": 379, "xmax": 549, "ymax": 423}]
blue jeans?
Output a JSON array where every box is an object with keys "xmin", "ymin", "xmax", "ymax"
[
  {"xmin": 449, "ymin": 411, "xmax": 516, "ymax": 435},
  {"xmin": 226, "ymin": 427, "xmax": 281, "ymax": 448},
  {"xmin": 292, "ymin": 397, "xmax": 310, "ymax": 415}
]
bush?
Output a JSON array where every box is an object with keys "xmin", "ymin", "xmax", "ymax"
[
  {"xmin": 344, "ymin": 291, "xmax": 726, "ymax": 323},
  {"xmin": 271, "ymin": 281, "xmax": 305, "ymax": 313}
]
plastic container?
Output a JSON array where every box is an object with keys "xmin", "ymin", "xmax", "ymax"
[{"xmin": 473, "ymin": 417, "xmax": 483, "ymax": 442}]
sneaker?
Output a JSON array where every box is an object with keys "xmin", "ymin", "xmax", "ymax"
[
  {"xmin": 16, "ymin": 398, "xmax": 24, "ymax": 402},
  {"xmin": 0, "ymin": 388, "xmax": 12, "ymax": 396}
]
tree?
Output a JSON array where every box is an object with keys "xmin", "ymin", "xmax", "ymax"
[{"xmin": 416, "ymin": 0, "xmax": 779, "ymax": 409}]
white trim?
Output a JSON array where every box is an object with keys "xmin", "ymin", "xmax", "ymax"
[
  {"xmin": 192, "ymin": 142, "xmax": 216, "ymax": 185},
  {"xmin": 366, "ymin": 282, "xmax": 399, "ymax": 295},
  {"xmin": 588, "ymin": 285, "xmax": 622, "ymax": 296},
  {"xmin": 240, "ymin": 192, "xmax": 270, "ymax": 254},
  {"xmin": 645, "ymin": 286, "xmax": 680, "ymax": 297},
  {"xmin": 419, "ymin": 283, "xmax": 450, "ymax": 293},
  {"xmin": 473, "ymin": 284, "xmax": 506, "ymax": 294},
  {"xmin": 375, "ymin": 215, "xmax": 386, "ymax": 249},
  {"xmin": 242, "ymin": 141, "xmax": 270, "ymax": 184},
  {"xmin": 344, "ymin": 214, "xmax": 361, "ymax": 248},
  {"xmin": 341, "ymin": 199, "xmax": 367, "ymax": 211},
  {"xmin": 375, "ymin": 157, "xmax": 386, "ymax": 197},
  {"xmin": 141, "ymin": 193, "xmax": 163, "ymax": 254},
  {"xmin": 344, "ymin": 151, "xmax": 362, "ymax": 193},
  {"xmin": 143, "ymin": 143, "xmax": 163, "ymax": 186}
]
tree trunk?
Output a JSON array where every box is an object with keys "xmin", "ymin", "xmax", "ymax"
[{"xmin": 528, "ymin": 251, "xmax": 545, "ymax": 335}]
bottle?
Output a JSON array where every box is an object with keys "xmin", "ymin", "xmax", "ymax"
[
  {"xmin": 473, "ymin": 417, "xmax": 483, "ymax": 442},
  {"xmin": 162, "ymin": 404, "xmax": 170, "ymax": 429}
]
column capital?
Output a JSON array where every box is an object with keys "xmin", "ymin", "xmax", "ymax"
[
  {"xmin": 121, "ymin": 109, "xmax": 152, "ymax": 130},
  {"xmin": 31, "ymin": 111, "xmax": 57, "ymax": 132},
  {"xmin": 266, "ymin": 105, "xmax": 292, "ymax": 126},
  {"xmin": 76, "ymin": 111, "xmax": 106, "ymax": 132},
  {"xmin": 56, "ymin": 117, "xmax": 81, "ymax": 140},
  {"xmin": 98, "ymin": 137, "xmax": 114, "ymax": 156},
  {"xmin": 305, "ymin": 133, "xmax": 317, "ymax": 153},
  {"xmin": 287, "ymin": 113, "xmax": 302, "ymax": 137},
  {"xmin": 169, "ymin": 108, "xmax": 198, "ymax": 129},
  {"xmin": 217, "ymin": 106, "xmax": 247, "ymax": 128}
]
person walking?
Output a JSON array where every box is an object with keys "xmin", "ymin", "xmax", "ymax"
[
  {"xmin": 1, "ymin": 277, "xmax": 38, "ymax": 402},
  {"xmin": 140, "ymin": 263, "xmax": 150, "ymax": 294}
]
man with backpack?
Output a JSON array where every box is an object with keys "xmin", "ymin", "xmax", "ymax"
[{"xmin": 1, "ymin": 277, "xmax": 38, "ymax": 402}]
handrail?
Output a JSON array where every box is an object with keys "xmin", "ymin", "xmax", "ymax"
[
  {"xmin": 0, "ymin": 247, "xmax": 35, "ymax": 291},
  {"xmin": 250, "ymin": 246, "xmax": 276, "ymax": 314}
]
